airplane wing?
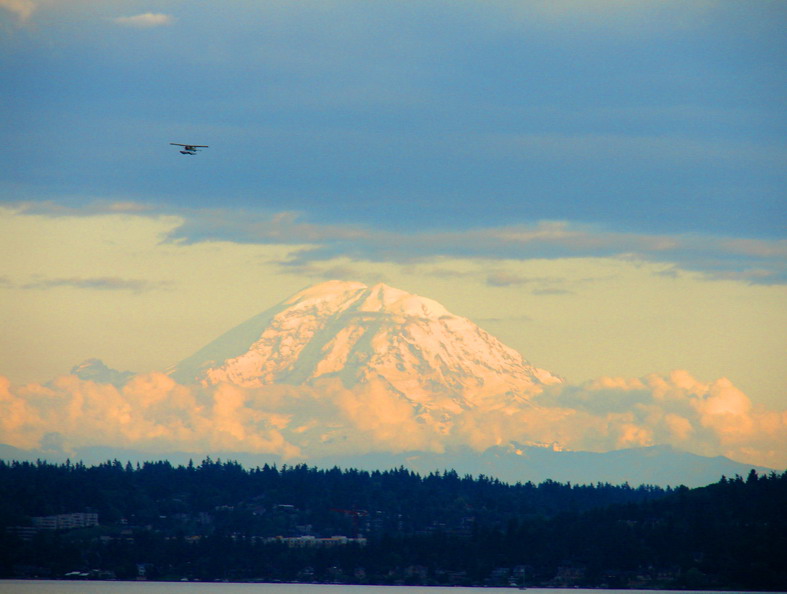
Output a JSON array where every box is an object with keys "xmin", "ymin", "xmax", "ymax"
[{"xmin": 170, "ymin": 143, "xmax": 209, "ymax": 147}]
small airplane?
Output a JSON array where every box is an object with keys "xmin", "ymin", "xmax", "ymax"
[{"xmin": 170, "ymin": 143, "xmax": 208, "ymax": 155}]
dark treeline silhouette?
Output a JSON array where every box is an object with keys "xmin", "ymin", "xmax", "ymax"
[{"xmin": 0, "ymin": 458, "xmax": 784, "ymax": 589}]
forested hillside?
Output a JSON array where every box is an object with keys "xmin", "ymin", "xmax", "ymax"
[{"xmin": 1, "ymin": 459, "xmax": 784, "ymax": 589}]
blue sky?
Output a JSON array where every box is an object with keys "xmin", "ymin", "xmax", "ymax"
[
  {"xmin": 4, "ymin": 1, "xmax": 785, "ymax": 242},
  {"xmin": 1, "ymin": 1, "xmax": 786, "ymax": 465}
]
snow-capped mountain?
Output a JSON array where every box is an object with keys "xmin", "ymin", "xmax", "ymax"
[
  {"xmin": 169, "ymin": 280, "xmax": 561, "ymax": 414},
  {"xmin": 43, "ymin": 280, "xmax": 771, "ymax": 487}
]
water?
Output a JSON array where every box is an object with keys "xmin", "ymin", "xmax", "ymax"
[{"xmin": 0, "ymin": 584, "xmax": 772, "ymax": 594}]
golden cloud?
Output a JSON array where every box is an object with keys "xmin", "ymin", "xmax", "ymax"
[{"xmin": 0, "ymin": 370, "xmax": 784, "ymax": 469}]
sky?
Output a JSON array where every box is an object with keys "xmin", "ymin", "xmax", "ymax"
[{"xmin": 1, "ymin": 1, "xmax": 785, "ymax": 469}]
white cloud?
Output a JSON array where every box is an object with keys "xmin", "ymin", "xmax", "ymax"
[
  {"xmin": 533, "ymin": 371, "xmax": 787, "ymax": 468},
  {"xmin": 0, "ymin": 0, "xmax": 36, "ymax": 24},
  {"xmin": 113, "ymin": 12, "xmax": 173, "ymax": 28}
]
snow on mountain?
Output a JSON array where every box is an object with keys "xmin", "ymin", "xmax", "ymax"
[{"xmin": 169, "ymin": 280, "xmax": 562, "ymax": 417}]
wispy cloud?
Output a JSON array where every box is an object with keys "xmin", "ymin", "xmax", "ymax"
[
  {"xmin": 165, "ymin": 208, "xmax": 787, "ymax": 285},
  {"xmin": 20, "ymin": 276, "xmax": 168, "ymax": 293},
  {"xmin": 13, "ymin": 203, "xmax": 785, "ymax": 285},
  {"xmin": 485, "ymin": 272, "xmax": 576, "ymax": 296},
  {"xmin": 486, "ymin": 272, "xmax": 532, "ymax": 287},
  {"xmin": 0, "ymin": 0, "xmax": 36, "ymax": 25},
  {"xmin": 113, "ymin": 12, "xmax": 174, "ymax": 28}
]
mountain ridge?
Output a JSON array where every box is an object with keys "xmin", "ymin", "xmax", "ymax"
[{"xmin": 0, "ymin": 442, "xmax": 770, "ymax": 488}]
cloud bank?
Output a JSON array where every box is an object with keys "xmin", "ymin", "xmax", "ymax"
[
  {"xmin": 159, "ymin": 209, "xmax": 787, "ymax": 286},
  {"xmin": 1, "ymin": 370, "xmax": 784, "ymax": 470},
  {"xmin": 11, "ymin": 202, "xmax": 785, "ymax": 285}
]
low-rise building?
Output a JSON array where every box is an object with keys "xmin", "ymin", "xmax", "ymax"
[{"xmin": 31, "ymin": 512, "xmax": 99, "ymax": 531}]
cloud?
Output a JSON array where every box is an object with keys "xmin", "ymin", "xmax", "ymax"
[
  {"xmin": 19, "ymin": 276, "xmax": 169, "ymax": 293},
  {"xmin": 1, "ymin": 369, "xmax": 784, "ymax": 470},
  {"xmin": 533, "ymin": 371, "xmax": 787, "ymax": 468},
  {"xmin": 0, "ymin": 0, "xmax": 36, "ymax": 25},
  {"xmin": 9, "ymin": 202, "xmax": 787, "ymax": 286},
  {"xmin": 113, "ymin": 12, "xmax": 174, "ymax": 28},
  {"xmin": 0, "ymin": 373, "xmax": 439, "ymax": 459},
  {"xmin": 157, "ymin": 207, "xmax": 787, "ymax": 285},
  {"xmin": 486, "ymin": 272, "xmax": 532, "ymax": 287},
  {"xmin": 485, "ymin": 272, "xmax": 576, "ymax": 296}
]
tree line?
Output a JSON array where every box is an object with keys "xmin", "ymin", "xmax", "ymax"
[{"xmin": 0, "ymin": 458, "xmax": 784, "ymax": 589}]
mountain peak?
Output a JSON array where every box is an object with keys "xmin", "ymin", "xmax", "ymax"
[
  {"xmin": 285, "ymin": 280, "xmax": 367, "ymax": 304},
  {"xmin": 284, "ymin": 281, "xmax": 449, "ymax": 319},
  {"xmin": 358, "ymin": 282, "xmax": 450, "ymax": 318}
]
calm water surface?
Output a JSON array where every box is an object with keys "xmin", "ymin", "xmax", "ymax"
[{"xmin": 0, "ymin": 583, "xmax": 772, "ymax": 594}]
